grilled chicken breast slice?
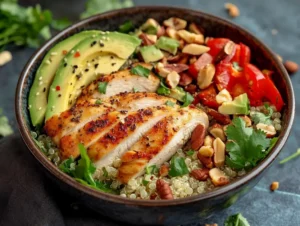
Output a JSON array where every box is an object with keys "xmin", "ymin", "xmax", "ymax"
[
  {"xmin": 117, "ymin": 107, "xmax": 208, "ymax": 183},
  {"xmin": 45, "ymin": 93, "xmax": 174, "ymax": 145},
  {"xmin": 88, "ymin": 106, "xmax": 176, "ymax": 169},
  {"xmin": 77, "ymin": 65, "xmax": 160, "ymax": 104}
]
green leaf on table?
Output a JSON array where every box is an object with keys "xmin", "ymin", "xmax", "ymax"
[
  {"xmin": 225, "ymin": 213, "xmax": 250, "ymax": 226},
  {"xmin": 80, "ymin": 0, "xmax": 134, "ymax": 19},
  {"xmin": 130, "ymin": 65, "xmax": 150, "ymax": 78},
  {"xmin": 225, "ymin": 117, "xmax": 271, "ymax": 170},
  {"xmin": 168, "ymin": 156, "xmax": 189, "ymax": 177}
]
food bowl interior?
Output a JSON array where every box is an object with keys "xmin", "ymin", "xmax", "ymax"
[{"xmin": 16, "ymin": 6, "xmax": 294, "ymax": 206}]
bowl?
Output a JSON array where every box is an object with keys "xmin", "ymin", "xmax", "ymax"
[{"xmin": 15, "ymin": 6, "xmax": 295, "ymax": 225}]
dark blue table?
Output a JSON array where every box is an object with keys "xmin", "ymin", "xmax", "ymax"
[{"xmin": 1, "ymin": 0, "xmax": 299, "ymax": 225}]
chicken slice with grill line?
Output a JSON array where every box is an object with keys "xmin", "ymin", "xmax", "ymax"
[{"xmin": 117, "ymin": 107, "xmax": 209, "ymax": 184}]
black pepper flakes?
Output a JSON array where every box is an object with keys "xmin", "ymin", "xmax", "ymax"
[
  {"xmin": 43, "ymin": 87, "xmax": 46, "ymax": 92},
  {"xmin": 58, "ymin": 94, "xmax": 62, "ymax": 97},
  {"xmin": 99, "ymin": 42, "xmax": 104, "ymax": 47},
  {"xmin": 110, "ymin": 56, "xmax": 114, "ymax": 59},
  {"xmin": 111, "ymin": 63, "xmax": 116, "ymax": 66},
  {"xmin": 64, "ymin": 63, "xmax": 67, "ymax": 67},
  {"xmin": 94, "ymin": 64, "xmax": 99, "ymax": 69},
  {"xmin": 85, "ymin": 68, "xmax": 89, "ymax": 72},
  {"xmin": 76, "ymin": 74, "xmax": 82, "ymax": 79},
  {"xmin": 90, "ymin": 41, "xmax": 97, "ymax": 47}
]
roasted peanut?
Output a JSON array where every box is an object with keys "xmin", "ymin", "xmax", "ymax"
[
  {"xmin": 179, "ymin": 72, "xmax": 193, "ymax": 86},
  {"xmin": 256, "ymin": 123, "xmax": 276, "ymax": 137},
  {"xmin": 156, "ymin": 26, "xmax": 165, "ymax": 37},
  {"xmin": 177, "ymin": 30, "xmax": 204, "ymax": 44},
  {"xmin": 156, "ymin": 179, "xmax": 174, "ymax": 200},
  {"xmin": 159, "ymin": 164, "xmax": 169, "ymax": 177},
  {"xmin": 197, "ymin": 63, "xmax": 215, "ymax": 89},
  {"xmin": 276, "ymin": 54, "xmax": 283, "ymax": 62},
  {"xmin": 156, "ymin": 62, "xmax": 170, "ymax": 77},
  {"xmin": 146, "ymin": 34, "xmax": 157, "ymax": 43},
  {"xmin": 209, "ymin": 124, "xmax": 226, "ymax": 141},
  {"xmin": 239, "ymin": 115, "xmax": 252, "ymax": 127},
  {"xmin": 190, "ymin": 168, "xmax": 210, "ymax": 181},
  {"xmin": 198, "ymin": 146, "xmax": 214, "ymax": 157},
  {"xmin": 191, "ymin": 124, "xmax": 206, "ymax": 151},
  {"xmin": 209, "ymin": 168, "xmax": 230, "ymax": 186},
  {"xmin": 214, "ymin": 41, "xmax": 236, "ymax": 64},
  {"xmin": 207, "ymin": 108, "xmax": 231, "ymax": 125},
  {"xmin": 164, "ymin": 63, "xmax": 189, "ymax": 73},
  {"xmin": 216, "ymin": 89, "xmax": 232, "ymax": 104},
  {"xmin": 163, "ymin": 17, "xmax": 187, "ymax": 30},
  {"xmin": 166, "ymin": 27, "xmax": 180, "ymax": 40},
  {"xmin": 189, "ymin": 23, "xmax": 204, "ymax": 35},
  {"xmin": 225, "ymin": 3, "xmax": 240, "ymax": 18},
  {"xmin": 139, "ymin": 33, "xmax": 155, "ymax": 46},
  {"xmin": 184, "ymin": 84, "xmax": 197, "ymax": 94},
  {"xmin": 182, "ymin": 44, "xmax": 210, "ymax": 55},
  {"xmin": 198, "ymin": 153, "xmax": 214, "ymax": 169},
  {"xmin": 270, "ymin": 181, "xmax": 279, "ymax": 191},
  {"xmin": 0, "ymin": 51, "xmax": 12, "ymax": 66},
  {"xmin": 284, "ymin": 60, "xmax": 298, "ymax": 74},
  {"xmin": 189, "ymin": 56, "xmax": 197, "ymax": 64},
  {"xmin": 166, "ymin": 71, "xmax": 180, "ymax": 88},
  {"xmin": 213, "ymin": 138, "xmax": 226, "ymax": 167},
  {"xmin": 204, "ymin": 135, "xmax": 214, "ymax": 147},
  {"xmin": 167, "ymin": 53, "xmax": 183, "ymax": 63}
]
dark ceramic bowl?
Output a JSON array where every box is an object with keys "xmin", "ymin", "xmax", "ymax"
[{"xmin": 15, "ymin": 6, "xmax": 295, "ymax": 225}]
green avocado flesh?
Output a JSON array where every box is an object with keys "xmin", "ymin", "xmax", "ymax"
[
  {"xmin": 218, "ymin": 93, "xmax": 250, "ymax": 115},
  {"xmin": 156, "ymin": 36, "xmax": 180, "ymax": 55},
  {"xmin": 28, "ymin": 30, "xmax": 101, "ymax": 127},
  {"xmin": 45, "ymin": 32, "xmax": 141, "ymax": 120},
  {"xmin": 140, "ymin": 45, "xmax": 163, "ymax": 63}
]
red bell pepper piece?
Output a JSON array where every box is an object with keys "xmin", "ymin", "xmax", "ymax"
[
  {"xmin": 193, "ymin": 85, "xmax": 219, "ymax": 109},
  {"xmin": 206, "ymin": 38, "xmax": 230, "ymax": 58},
  {"xmin": 262, "ymin": 69, "xmax": 274, "ymax": 79},
  {"xmin": 239, "ymin": 43, "xmax": 251, "ymax": 67},
  {"xmin": 263, "ymin": 77, "xmax": 284, "ymax": 111},
  {"xmin": 231, "ymin": 44, "xmax": 241, "ymax": 63},
  {"xmin": 188, "ymin": 53, "xmax": 213, "ymax": 79}
]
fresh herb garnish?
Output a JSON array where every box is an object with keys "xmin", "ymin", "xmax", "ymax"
[
  {"xmin": 168, "ymin": 156, "xmax": 189, "ymax": 177},
  {"xmin": 225, "ymin": 117, "xmax": 271, "ymax": 170},
  {"xmin": 132, "ymin": 87, "xmax": 139, "ymax": 93},
  {"xmin": 118, "ymin": 21, "xmax": 135, "ymax": 33},
  {"xmin": 0, "ymin": 109, "xmax": 13, "ymax": 137},
  {"xmin": 98, "ymin": 82, "xmax": 108, "ymax": 94},
  {"xmin": 182, "ymin": 92, "xmax": 194, "ymax": 107},
  {"xmin": 59, "ymin": 157, "xmax": 75, "ymax": 174},
  {"xmin": 225, "ymin": 213, "xmax": 250, "ymax": 226},
  {"xmin": 130, "ymin": 65, "xmax": 150, "ymax": 78},
  {"xmin": 95, "ymin": 99, "xmax": 102, "ymax": 104},
  {"xmin": 250, "ymin": 104, "xmax": 273, "ymax": 125},
  {"xmin": 165, "ymin": 100, "xmax": 175, "ymax": 107},
  {"xmin": 0, "ymin": 1, "xmax": 70, "ymax": 49},
  {"xmin": 145, "ymin": 165, "xmax": 158, "ymax": 174},
  {"xmin": 232, "ymin": 62, "xmax": 243, "ymax": 71},
  {"xmin": 142, "ymin": 179, "xmax": 149, "ymax": 186},
  {"xmin": 157, "ymin": 81, "xmax": 171, "ymax": 95},
  {"xmin": 280, "ymin": 148, "xmax": 300, "ymax": 164},
  {"xmin": 102, "ymin": 167, "xmax": 108, "ymax": 177},
  {"xmin": 186, "ymin": 149, "xmax": 195, "ymax": 156},
  {"xmin": 80, "ymin": 0, "xmax": 134, "ymax": 19}
]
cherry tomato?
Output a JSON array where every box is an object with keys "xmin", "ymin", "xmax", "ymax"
[
  {"xmin": 239, "ymin": 43, "xmax": 251, "ymax": 67},
  {"xmin": 206, "ymin": 38, "xmax": 230, "ymax": 58},
  {"xmin": 188, "ymin": 53, "xmax": 213, "ymax": 79},
  {"xmin": 194, "ymin": 85, "xmax": 219, "ymax": 109}
]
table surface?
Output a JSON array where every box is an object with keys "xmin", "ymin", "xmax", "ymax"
[{"xmin": 2, "ymin": 0, "xmax": 300, "ymax": 225}]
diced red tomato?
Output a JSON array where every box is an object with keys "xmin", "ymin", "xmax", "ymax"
[
  {"xmin": 193, "ymin": 85, "xmax": 219, "ymax": 109},
  {"xmin": 188, "ymin": 53, "xmax": 213, "ymax": 79},
  {"xmin": 263, "ymin": 77, "xmax": 284, "ymax": 111},
  {"xmin": 55, "ymin": 86, "xmax": 60, "ymax": 91},
  {"xmin": 239, "ymin": 43, "xmax": 251, "ymax": 67},
  {"xmin": 74, "ymin": 51, "xmax": 80, "ymax": 58},
  {"xmin": 206, "ymin": 38, "xmax": 230, "ymax": 58}
]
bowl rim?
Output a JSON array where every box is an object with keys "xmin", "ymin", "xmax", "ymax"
[{"xmin": 15, "ymin": 5, "xmax": 295, "ymax": 207}]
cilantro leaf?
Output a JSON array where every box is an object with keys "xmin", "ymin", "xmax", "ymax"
[
  {"xmin": 157, "ymin": 81, "xmax": 171, "ymax": 95},
  {"xmin": 186, "ymin": 149, "xmax": 195, "ymax": 156},
  {"xmin": 98, "ymin": 82, "xmax": 108, "ymax": 94},
  {"xmin": 118, "ymin": 21, "xmax": 134, "ymax": 33},
  {"xmin": 250, "ymin": 104, "xmax": 273, "ymax": 125},
  {"xmin": 130, "ymin": 65, "xmax": 150, "ymax": 78},
  {"xmin": 225, "ymin": 117, "xmax": 270, "ymax": 170},
  {"xmin": 59, "ymin": 157, "xmax": 75, "ymax": 175},
  {"xmin": 181, "ymin": 92, "xmax": 194, "ymax": 107},
  {"xmin": 0, "ymin": 110, "xmax": 13, "ymax": 137},
  {"xmin": 142, "ymin": 179, "xmax": 149, "ymax": 186},
  {"xmin": 102, "ymin": 167, "xmax": 108, "ymax": 177},
  {"xmin": 165, "ymin": 100, "xmax": 175, "ymax": 107},
  {"xmin": 225, "ymin": 213, "xmax": 250, "ymax": 226},
  {"xmin": 168, "ymin": 156, "xmax": 189, "ymax": 177},
  {"xmin": 145, "ymin": 165, "xmax": 158, "ymax": 174},
  {"xmin": 80, "ymin": 0, "xmax": 134, "ymax": 19}
]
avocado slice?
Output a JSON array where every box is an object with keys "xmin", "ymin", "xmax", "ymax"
[
  {"xmin": 46, "ymin": 32, "xmax": 141, "ymax": 120},
  {"xmin": 140, "ymin": 18, "xmax": 160, "ymax": 35},
  {"xmin": 156, "ymin": 36, "xmax": 180, "ymax": 55},
  {"xmin": 28, "ymin": 30, "xmax": 101, "ymax": 127},
  {"xmin": 140, "ymin": 45, "xmax": 164, "ymax": 63},
  {"xmin": 167, "ymin": 87, "xmax": 186, "ymax": 102},
  {"xmin": 218, "ymin": 93, "xmax": 250, "ymax": 115}
]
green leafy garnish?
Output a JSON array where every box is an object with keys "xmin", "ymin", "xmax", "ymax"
[
  {"xmin": 142, "ymin": 179, "xmax": 149, "ymax": 186},
  {"xmin": 98, "ymin": 82, "xmax": 108, "ymax": 94},
  {"xmin": 168, "ymin": 156, "xmax": 189, "ymax": 177},
  {"xmin": 250, "ymin": 104, "xmax": 273, "ymax": 125},
  {"xmin": 118, "ymin": 21, "xmax": 134, "ymax": 33},
  {"xmin": 232, "ymin": 62, "xmax": 243, "ymax": 71},
  {"xmin": 59, "ymin": 157, "xmax": 75, "ymax": 175},
  {"xmin": 225, "ymin": 117, "xmax": 271, "ymax": 170},
  {"xmin": 0, "ymin": 109, "xmax": 13, "ymax": 137},
  {"xmin": 80, "ymin": 0, "xmax": 134, "ymax": 19},
  {"xmin": 280, "ymin": 148, "xmax": 300, "ymax": 164},
  {"xmin": 102, "ymin": 167, "xmax": 108, "ymax": 177},
  {"xmin": 181, "ymin": 92, "xmax": 194, "ymax": 107},
  {"xmin": 130, "ymin": 65, "xmax": 150, "ymax": 78},
  {"xmin": 157, "ymin": 81, "xmax": 170, "ymax": 95},
  {"xmin": 186, "ymin": 149, "xmax": 195, "ymax": 156},
  {"xmin": 0, "ymin": 1, "xmax": 70, "ymax": 49},
  {"xmin": 145, "ymin": 165, "xmax": 158, "ymax": 174},
  {"xmin": 225, "ymin": 213, "xmax": 250, "ymax": 226},
  {"xmin": 95, "ymin": 99, "xmax": 102, "ymax": 105},
  {"xmin": 165, "ymin": 100, "xmax": 175, "ymax": 107},
  {"xmin": 132, "ymin": 87, "xmax": 139, "ymax": 93}
]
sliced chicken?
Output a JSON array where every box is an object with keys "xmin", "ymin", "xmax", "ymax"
[
  {"xmin": 117, "ymin": 107, "xmax": 208, "ymax": 183},
  {"xmin": 44, "ymin": 92, "xmax": 174, "ymax": 147},
  {"xmin": 77, "ymin": 65, "xmax": 160, "ymax": 105},
  {"xmin": 88, "ymin": 106, "xmax": 176, "ymax": 169}
]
